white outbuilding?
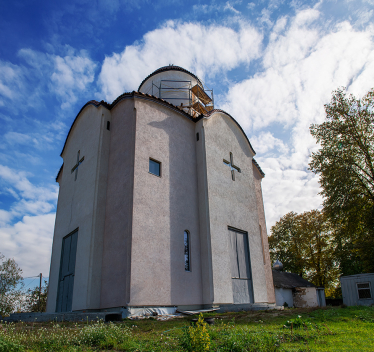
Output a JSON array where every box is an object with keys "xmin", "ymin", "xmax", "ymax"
[
  {"xmin": 272, "ymin": 261, "xmax": 326, "ymax": 308},
  {"xmin": 340, "ymin": 273, "xmax": 374, "ymax": 306}
]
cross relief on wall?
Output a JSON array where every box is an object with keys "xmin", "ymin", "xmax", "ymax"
[
  {"xmin": 71, "ymin": 150, "xmax": 84, "ymax": 181},
  {"xmin": 223, "ymin": 152, "xmax": 241, "ymax": 181}
]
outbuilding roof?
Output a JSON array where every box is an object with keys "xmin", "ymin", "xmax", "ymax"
[{"xmin": 272, "ymin": 270, "xmax": 316, "ymax": 289}]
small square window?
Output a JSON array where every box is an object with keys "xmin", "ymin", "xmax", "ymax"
[
  {"xmin": 149, "ymin": 158, "xmax": 161, "ymax": 176},
  {"xmin": 357, "ymin": 282, "xmax": 372, "ymax": 299}
]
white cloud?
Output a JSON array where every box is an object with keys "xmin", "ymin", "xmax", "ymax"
[
  {"xmin": 259, "ymin": 8, "xmax": 273, "ymax": 27},
  {"xmin": 193, "ymin": 1, "xmax": 242, "ymax": 15},
  {"xmin": 0, "ymin": 165, "xmax": 58, "ymax": 229},
  {"xmin": 260, "ymin": 160, "xmax": 323, "ymax": 230},
  {"xmin": 247, "ymin": 2, "xmax": 255, "ymax": 10},
  {"xmin": 224, "ymin": 1, "xmax": 241, "ymax": 14},
  {"xmin": 219, "ymin": 8, "xmax": 374, "ymax": 229},
  {"xmin": 221, "ymin": 10, "xmax": 374, "ymax": 132},
  {"xmin": 250, "ymin": 131, "xmax": 289, "ymax": 154},
  {"xmin": 0, "ymin": 61, "xmax": 25, "ymax": 105},
  {"xmin": 0, "ymin": 166, "xmax": 57, "ymax": 275},
  {"xmin": 98, "ymin": 21, "xmax": 263, "ymax": 101},
  {"xmin": 0, "ymin": 214, "xmax": 55, "ymax": 277},
  {"xmin": 0, "ymin": 165, "xmax": 57, "ymax": 202},
  {"xmin": 0, "ymin": 48, "xmax": 97, "ymax": 110},
  {"xmin": 0, "ymin": 209, "xmax": 13, "ymax": 227},
  {"xmin": 50, "ymin": 51, "xmax": 96, "ymax": 109}
]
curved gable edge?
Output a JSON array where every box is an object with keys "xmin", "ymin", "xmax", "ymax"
[
  {"xmin": 56, "ymin": 163, "xmax": 63, "ymax": 182},
  {"xmin": 60, "ymin": 100, "xmax": 110, "ymax": 156},
  {"xmin": 252, "ymin": 158, "xmax": 265, "ymax": 177},
  {"xmin": 61, "ymin": 92, "xmax": 194, "ymax": 157},
  {"xmin": 199, "ymin": 109, "xmax": 256, "ymax": 156},
  {"xmin": 111, "ymin": 91, "xmax": 195, "ymax": 122}
]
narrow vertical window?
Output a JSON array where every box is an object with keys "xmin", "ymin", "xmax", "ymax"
[
  {"xmin": 196, "ymin": 132, "xmax": 199, "ymax": 141},
  {"xmin": 259, "ymin": 225, "xmax": 266, "ymax": 264},
  {"xmin": 184, "ymin": 230, "xmax": 190, "ymax": 271},
  {"xmin": 107, "ymin": 121, "xmax": 110, "ymax": 130}
]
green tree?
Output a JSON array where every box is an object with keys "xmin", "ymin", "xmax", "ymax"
[
  {"xmin": 269, "ymin": 210, "xmax": 338, "ymax": 290},
  {"xmin": 298, "ymin": 210, "xmax": 337, "ymax": 288},
  {"xmin": 24, "ymin": 280, "xmax": 48, "ymax": 312},
  {"xmin": 268, "ymin": 212, "xmax": 306, "ymax": 277},
  {"xmin": 0, "ymin": 253, "xmax": 23, "ymax": 317},
  {"xmin": 309, "ymin": 87, "xmax": 374, "ymax": 274}
]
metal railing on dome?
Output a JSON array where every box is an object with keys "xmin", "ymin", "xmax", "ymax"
[{"xmin": 151, "ymin": 79, "xmax": 214, "ymax": 118}]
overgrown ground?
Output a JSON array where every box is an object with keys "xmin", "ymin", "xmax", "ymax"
[{"xmin": 1, "ymin": 305, "xmax": 373, "ymax": 351}]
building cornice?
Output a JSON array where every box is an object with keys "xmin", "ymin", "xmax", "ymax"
[
  {"xmin": 60, "ymin": 92, "xmax": 194, "ymax": 157},
  {"xmin": 200, "ymin": 109, "xmax": 256, "ymax": 156},
  {"xmin": 59, "ymin": 94, "xmax": 265, "ymax": 181},
  {"xmin": 252, "ymin": 158, "xmax": 265, "ymax": 177},
  {"xmin": 56, "ymin": 163, "xmax": 63, "ymax": 182},
  {"xmin": 60, "ymin": 100, "xmax": 110, "ymax": 156}
]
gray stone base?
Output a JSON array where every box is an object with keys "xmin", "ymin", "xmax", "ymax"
[
  {"xmin": 3, "ymin": 311, "xmax": 123, "ymax": 323},
  {"xmin": 217, "ymin": 303, "xmax": 283, "ymax": 312},
  {"xmin": 3, "ymin": 303, "xmax": 282, "ymax": 323}
]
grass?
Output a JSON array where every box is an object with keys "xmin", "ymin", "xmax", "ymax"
[{"xmin": 0, "ymin": 305, "xmax": 373, "ymax": 351}]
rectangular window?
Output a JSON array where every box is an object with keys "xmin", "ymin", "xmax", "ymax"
[
  {"xmin": 184, "ymin": 231, "xmax": 190, "ymax": 271},
  {"xmin": 149, "ymin": 158, "xmax": 161, "ymax": 176},
  {"xmin": 357, "ymin": 282, "xmax": 372, "ymax": 299}
]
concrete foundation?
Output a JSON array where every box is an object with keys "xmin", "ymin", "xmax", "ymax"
[{"xmin": 4, "ymin": 303, "xmax": 283, "ymax": 323}]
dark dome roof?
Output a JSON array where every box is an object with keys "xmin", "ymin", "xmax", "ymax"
[
  {"xmin": 273, "ymin": 260, "xmax": 283, "ymax": 271},
  {"xmin": 138, "ymin": 65, "xmax": 203, "ymax": 91}
]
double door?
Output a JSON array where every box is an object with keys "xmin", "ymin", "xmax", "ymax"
[
  {"xmin": 56, "ymin": 230, "xmax": 78, "ymax": 312},
  {"xmin": 228, "ymin": 228, "xmax": 254, "ymax": 304}
]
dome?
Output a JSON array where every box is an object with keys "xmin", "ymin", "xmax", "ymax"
[
  {"xmin": 138, "ymin": 65, "xmax": 214, "ymax": 118},
  {"xmin": 138, "ymin": 65, "xmax": 203, "ymax": 91},
  {"xmin": 273, "ymin": 259, "xmax": 283, "ymax": 271}
]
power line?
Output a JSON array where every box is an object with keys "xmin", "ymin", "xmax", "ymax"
[{"xmin": 23, "ymin": 278, "xmax": 38, "ymax": 289}]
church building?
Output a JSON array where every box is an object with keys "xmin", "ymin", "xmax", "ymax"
[{"xmin": 46, "ymin": 65, "xmax": 276, "ymax": 314}]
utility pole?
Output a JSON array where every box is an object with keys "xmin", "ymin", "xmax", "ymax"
[{"xmin": 38, "ymin": 273, "xmax": 42, "ymax": 312}]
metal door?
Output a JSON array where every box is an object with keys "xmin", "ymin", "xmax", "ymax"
[
  {"xmin": 56, "ymin": 230, "xmax": 78, "ymax": 312},
  {"xmin": 228, "ymin": 228, "xmax": 254, "ymax": 304}
]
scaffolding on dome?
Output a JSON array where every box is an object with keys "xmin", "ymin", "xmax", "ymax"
[{"xmin": 151, "ymin": 79, "xmax": 214, "ymax": 118}]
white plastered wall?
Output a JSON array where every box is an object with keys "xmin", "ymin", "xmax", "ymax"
[
  {"xmin": 293, "ymin": 287, "xmax": 319, "ymax": 308},
  {"xmin": 46, "ymin": 104, "xmax": 111, "ymax": 312},
  {"xmin": 275, "ymin": 288, "xmax": 294, "ymax": 307},
  {"xmin": 200, "ymin": 112, "xmax": 268, "ymax": 305},
  {"xmin": 129, "ymin": 97, "xmax": 203, "ymax": 306}
]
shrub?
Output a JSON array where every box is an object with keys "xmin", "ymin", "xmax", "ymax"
[
  {"xmin": 0, "ymin": 338, "xmax": 24, "ymax": 352},
  {"xmin": 284, "ymin": 315, "xmax": 311, "ymax": 329},
  {"xmin": 181, "ymin": 313, "xmax": 211, "ymax": 351}
]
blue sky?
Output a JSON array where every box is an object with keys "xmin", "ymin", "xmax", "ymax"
[{"xmin": 0, "ymin": 0, "xmax": 373, "ymax": 278}]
